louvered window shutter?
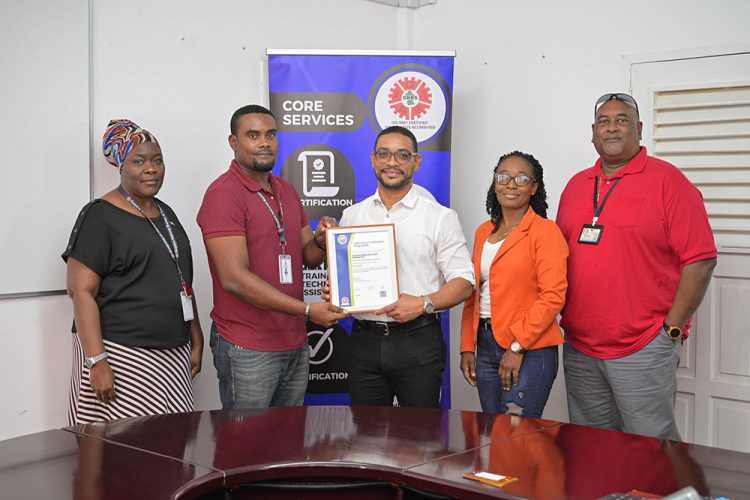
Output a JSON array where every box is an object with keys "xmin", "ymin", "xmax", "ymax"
[{"xmin": 652, "ymin": 86, "xmax": 750, "ymax": 248}]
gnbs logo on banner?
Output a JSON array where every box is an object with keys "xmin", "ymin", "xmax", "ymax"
[{"xmin": 372, "ymin": 69, "xmax": 448, "ymax": 144}]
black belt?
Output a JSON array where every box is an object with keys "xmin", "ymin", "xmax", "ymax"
[
  {"xmin": 356, "ymin": 314, "xmax": 440, "ymax": 336},
  {"xmin": 479, "ymin": 318, "xmax": 492, "ymax": 331}
]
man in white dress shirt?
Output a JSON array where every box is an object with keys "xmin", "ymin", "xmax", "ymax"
[{"xmin": 339, "ymin": 126, "xmax": 475, "ymax": 408}]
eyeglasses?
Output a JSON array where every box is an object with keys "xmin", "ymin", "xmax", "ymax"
[
  {"xmin": 594, "ymin": 93, "xmax": 639, "ymax": 116},
  {"xmin": 494, "ymin": 174, "xmax": 535, "ymax": 187},
  {"xmin": 374, "ymin": 149, "xmax": 418, "ymax": 164}
]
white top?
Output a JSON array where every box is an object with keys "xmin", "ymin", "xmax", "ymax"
[
  {"xmin": 339, "ymin": 185, "xmax": 475, "ymax": 322},
  {"xmin": 478, "ymin": 238, "xmax": 503, "ymax": 318}
]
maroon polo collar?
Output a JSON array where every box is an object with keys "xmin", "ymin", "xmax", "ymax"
[{"xmin": 229, "ymin": 160, "xmax": 277, "ymax": 194}]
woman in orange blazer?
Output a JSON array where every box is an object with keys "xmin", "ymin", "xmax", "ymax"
[{"xmin": 460, "ymin": 151, "xmax": 568, "ymax": 417}]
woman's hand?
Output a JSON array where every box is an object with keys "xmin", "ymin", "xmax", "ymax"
[
  {"xmin": 89, "ymin": 361, "xmax": 116, "ymax": 403},
  {"xmin": 460, "ymin": 352, "xmax": 477, "ymax": 387},
  {"xmin": 68, "ymin": 257, "xmax": 115, "ymax": 402},
  {"xmin": 188, "ymin": 297, "xmax": 204, "ymax": 379},
  {"xmin": 499, "ymin": 350, "xmax": 524, "ymax": 391}
]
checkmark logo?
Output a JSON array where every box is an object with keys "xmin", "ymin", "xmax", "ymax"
[{"xmin": 308, "ymin": 328, "xmax": 335, "ymax": 365}]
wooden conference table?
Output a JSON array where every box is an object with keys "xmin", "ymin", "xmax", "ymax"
[{"xmin": 1, "ymin": 406, "xmax": 748, "ymax": 499}]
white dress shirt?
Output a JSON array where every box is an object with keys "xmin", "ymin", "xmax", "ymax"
[{"xmin": 339, "ymin": 184, "xmax": 475, "ymax": 322}]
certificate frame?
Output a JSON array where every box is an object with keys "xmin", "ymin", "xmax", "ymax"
[{"xmin": 325, "ymin": 224, "xmax": 399, "ymax": 313}]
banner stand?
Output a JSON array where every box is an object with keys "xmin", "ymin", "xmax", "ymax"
[{"xmin": 267, "ymin": 49, "xmax": 456, "ymax": 408}]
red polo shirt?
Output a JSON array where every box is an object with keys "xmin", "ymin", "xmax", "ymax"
[
  {"xmin": 197, "ymin": 161, "xmax": 310, "ymax": 351},
  {"xmin": 556, "ymin": 148, "xmax": 716, "ymax": 359}
]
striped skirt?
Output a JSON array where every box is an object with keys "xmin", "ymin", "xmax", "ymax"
[{"xmin": 69, "ymin": 333, "xmax": 194, "ymax": 425}]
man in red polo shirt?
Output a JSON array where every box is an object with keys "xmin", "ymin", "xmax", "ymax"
[
  {"xmin": 197, "ymin": 105, "xmax": 348, "ymax": 409},
  {"xmin": 556, "ymin": 93, "xmax": 717, "ymax": 440}
]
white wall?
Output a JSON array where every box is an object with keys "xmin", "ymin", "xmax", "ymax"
[
  {"xmin": 2, "ymin": 0, "xmax": 749, "ymax": 440},
  {"xmin": 0, "ymin": 0, "xmax": 402, "ymax": 441},
  {"xmin": 423, "ymin": 0, "xmax": 750, "ymax": 420},
  {"xmin": 414, "ymin": 0, "xmax": 750, "ymax": 419}
]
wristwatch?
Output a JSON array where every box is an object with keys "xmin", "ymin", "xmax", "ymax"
[
  {"xmin": 303, "ymin": 303, "xmax": 311, "ymax": 322},
  {"xmin": 422, "ymin": 295, "xmax": 435, "ymax": 314},
  {"xmin": 84, "ymin": 351, "xmax": 108, "ymax": 369},
  {"xmin": 663, "ymin": 322, "xmax": 684, "ymax": 345},
  {"xmin": 510, "ymin": 340, "xmax": 526, "ymax": 354}
]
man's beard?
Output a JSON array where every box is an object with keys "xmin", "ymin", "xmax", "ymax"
[
  {"xmin": 253, "ymin": 154, "xmax": 275, "ymax": 172},
  {"xmin": 253, "ymin": 160, "xmax": 275, "ymax": 172},
  {"xmin": 377, "ymin": 169, "xmax": 411, "ymax": 190}
]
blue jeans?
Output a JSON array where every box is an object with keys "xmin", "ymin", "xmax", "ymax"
[
  {"xmin": 210, "ymin": 326, "xmax": 309, "ymax": 409},
  {"xmin": 475, "ymin": 326, "xmax": 558, "ymax": 418}
]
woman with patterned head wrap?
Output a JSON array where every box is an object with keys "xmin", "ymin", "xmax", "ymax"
[{"xmin": 62, "ymin": 119, "xmax": 204, "ymax": 424}]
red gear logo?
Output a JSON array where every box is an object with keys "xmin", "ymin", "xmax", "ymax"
[{"xmin": 388, "ymin": 77, "xmax": 432, "ymax": 120}]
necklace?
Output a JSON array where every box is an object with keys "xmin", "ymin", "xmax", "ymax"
[
  {"xmin": 498, "ymin": 224, "xmax": 518, "ymax": 239},
  {"xmin": 495, "ymin": 222, "xmax": 519, "ymax": 240}
]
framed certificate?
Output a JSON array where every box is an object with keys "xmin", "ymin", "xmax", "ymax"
[{"xmin": 325, "ymin": 224, "xmax": 399, "ymax": 313}]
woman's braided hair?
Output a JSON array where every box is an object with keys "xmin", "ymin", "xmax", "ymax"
[{"xmin": 485, "ymin": 151, "xmax": 548, "ymax": 231}]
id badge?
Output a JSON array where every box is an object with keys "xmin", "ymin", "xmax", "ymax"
[
  {"xmin": 578, "ymin": 224, "xmax": 604, "ymax": 245},
  {"xmin": 279, "ymin": 254, "xmax": 293, "ymax": 284},
  {"xmin": 180, "ymin": 291, "xmax": 194, "ymax": 322}
]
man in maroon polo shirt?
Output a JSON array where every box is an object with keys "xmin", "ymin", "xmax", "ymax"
[
  {"xmin": 197, "ymin": 105, "xmax": 348, "ymax": 409},
  {"xmin": 556, "ymin": 93, "xmax": 717, "ymax": 440}
]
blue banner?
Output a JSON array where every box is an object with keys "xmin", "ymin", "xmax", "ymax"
[{"xmin": 267, "ymin": 51, "xmax": 455, "ymax": 408}]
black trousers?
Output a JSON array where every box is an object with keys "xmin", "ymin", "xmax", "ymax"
[{"xmin": 348, "ymin": 317, "xmax": 446, "ymax": 408}]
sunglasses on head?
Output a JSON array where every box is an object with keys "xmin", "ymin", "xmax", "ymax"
[{"xmin": 594, "ymin": 93, "xmax": 639, "ymax": 116}]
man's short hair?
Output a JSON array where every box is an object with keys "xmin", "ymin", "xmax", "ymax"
[
  {"xmin": 374, "ymin": 126, "xmax": 419, "ymax": 153},
  {"xmin": 230, "ymin": 105, "xmax": 275, "ymax": 135}
]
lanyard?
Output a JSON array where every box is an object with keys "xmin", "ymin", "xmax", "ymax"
[
  {"xmin": 592, "ymin": 176, "xmax": 622, "ymax": 226},
  {"xmin": 256, "ymin": 190, "xmax": 287, "ymax": 253},
  {"xmin": 117, "ymin": 185, "xmax": 188, "ymax": 291}
]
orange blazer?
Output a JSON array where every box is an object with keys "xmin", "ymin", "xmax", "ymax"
[{"xmin": 460, "ymin": 207, "xmax": 568, "ymax": 352}]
